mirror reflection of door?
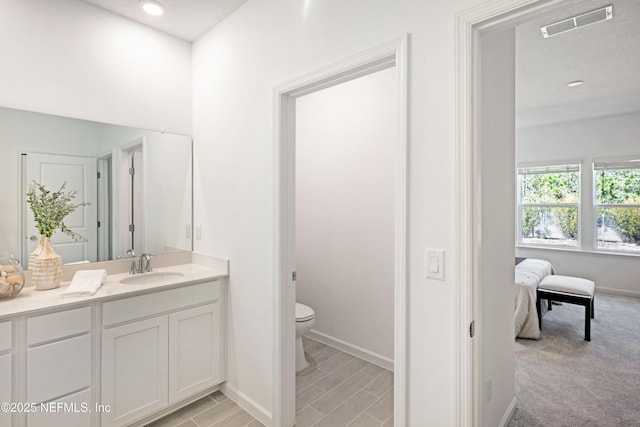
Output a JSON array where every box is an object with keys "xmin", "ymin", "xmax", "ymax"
[
  {"xmin": 97, "ymin": 155, "xmax": 113, "ymax": 261},
  {"xmin": 130, "ymin": 148, "xmax": 145, "ymax": 254},
  {"xmin": 21, "ymin": 152, "xmax": 98, "ymax": 265},
  {"xmin": 121, "ymin": 146, "xmax": 144, "ymax": 255}
]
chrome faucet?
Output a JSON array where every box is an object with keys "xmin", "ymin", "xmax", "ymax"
[
  {"xmin": 123, "ymin": 250, "xmax": 153, "ymax": 275},
  {"xmin": 125, "ymin": 249, "xmax": 137, "ymax": 275}
]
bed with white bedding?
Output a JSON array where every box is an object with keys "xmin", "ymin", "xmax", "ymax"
[{"xmin": 515, "ymin": 258, "xmax": 554, "ymax": 339}]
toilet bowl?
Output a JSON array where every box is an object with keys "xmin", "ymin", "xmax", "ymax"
[{"xmin": 295, "ymin": 303, "xmax": 315, "ymax": 372}]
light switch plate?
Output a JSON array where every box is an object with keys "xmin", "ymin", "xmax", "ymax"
[{"xmin": 426, "ymin": 249, "xmax": 445, "ymax": 280}]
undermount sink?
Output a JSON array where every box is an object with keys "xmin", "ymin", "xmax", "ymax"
[{"xmin": 120, "ymin": 271, "xmax": 184, "ymax": 285}]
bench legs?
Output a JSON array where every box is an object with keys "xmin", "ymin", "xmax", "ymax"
[{"xmin": 536, "ymin": 290, "xmax": 594, "ymax": 341}]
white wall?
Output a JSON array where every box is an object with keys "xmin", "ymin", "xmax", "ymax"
[
  {"xmin": 144, "ymin": 133, "xmax": 193, "ymax": 256},
  {"xmin": 517, "ymin": 112, "xmax": 640, "ymax": 295},
  {"xmin": 192, "ymin": 0, "xmax": 496, "ymax": 424},
  {"xmin": 295, "ymin": 68, "xmax": 396, "ymax": 363},
  {"xmin": 0, "ymin": 0, "xmax": 192, "ymax": 135},
  {"xmin": 478, "ymin": 29, "xmax": 517, "ymax": 427}
]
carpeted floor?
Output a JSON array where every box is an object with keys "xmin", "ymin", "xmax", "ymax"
[{"xmin": 509, "ymin": 292, "xmax": 640, "ymax": 427}]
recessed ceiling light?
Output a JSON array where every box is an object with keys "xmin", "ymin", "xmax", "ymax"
[
  {"xmin": 567, "ymin": 80, "xmax": 584, "ymax": 87},
  {"xmin": 140, "ymin": 0, "xmax": 165, "ymax": 16}
]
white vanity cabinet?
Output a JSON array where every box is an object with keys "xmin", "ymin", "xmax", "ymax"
[
  {"xmin": 25, "ymin": 306, "xmax": 93, "ymax": 427},
  {"xmin": 169, "ymin": 303, "xmax": 221, "ymax": 403},
  {"xmin": 101, "ymin": 280, "xmax": 223, "ymax": 427},
  {"xmin": 0, "ymin": 321, "xmax": 12, "ymax": 427},
  {"xmin": 101, "ymin": 316, "xmax": 169, "ymax": 426}
]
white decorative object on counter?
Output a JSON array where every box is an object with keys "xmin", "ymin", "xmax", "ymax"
[
  {"xmin": 26, "ymin": 181, "xmax": 89, "ymax": 290},
  {"xmin": 30, "ymin": 236, "xmax": 64, "ymax": 290},
  {"xmin": 61, "ymin": 269, "xmax": 107, "ymax": 297}
]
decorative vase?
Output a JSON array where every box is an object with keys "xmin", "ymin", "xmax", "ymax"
[
  {"xmin": 0, "ymin": 253, "xmax": 25, "ymax": 299},
  {"xmin": 29, "ymin": 236, "xmax": 63, "ymax": 290}
]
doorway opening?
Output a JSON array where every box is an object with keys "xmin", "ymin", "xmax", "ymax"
[
  {"xmin": 274, "ymin": 36, "xmax": 408, "ymax": 427},
  {"xmin": 457, "ymin": 0, "xmax": 638, "ymax": 425},
  {"xmin": 294, "ymin": 64, "xmax": 396, "ymax": 422}
]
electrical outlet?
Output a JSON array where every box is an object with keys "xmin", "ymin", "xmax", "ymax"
[
  {"xmin": 196, "ymin": 225, "xmax": 202, "ymax": 240},
  {"xmin": 485, "ymin": 378, "xmax": 492, "ymax": 402},
  {"xmin": 185, "ymin": 224, "xmax": 191, "ymax": 239}
]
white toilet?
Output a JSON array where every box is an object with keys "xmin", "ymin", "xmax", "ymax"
[{"xmin": 295, "ymin": 303, "xmax": 315, "ymax": 372}]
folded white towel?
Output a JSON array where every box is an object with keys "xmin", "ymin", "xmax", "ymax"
[{"xmin": 61, "ymin": 269, "xmax": 107, "ymax": 297}]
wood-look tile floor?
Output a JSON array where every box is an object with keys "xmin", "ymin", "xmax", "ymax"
[
  {"xmin": 149, "ymin": 337, "xmax": 393, "ymax": 427},
  {"xmin": 296, "ymin": 337, "xmax": 394, "ymax": 427},
  {"xmin": 147, "ymin": 390, "xmax": 264, "ymax": 427}
]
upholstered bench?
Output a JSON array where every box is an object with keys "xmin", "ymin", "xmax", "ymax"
[{"xmin": 536, "ymin": 275, "xmax": 595, "ymax": 341}]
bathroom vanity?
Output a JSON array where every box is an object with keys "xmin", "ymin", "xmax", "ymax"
[{"xmin": 0, "ymin": 260, "xmax": 228, "ymax": 427}]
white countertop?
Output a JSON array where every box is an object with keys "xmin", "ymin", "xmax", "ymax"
[{"xmin": 0, "ymin": 263, "xmax": 228, "ymax": 320}]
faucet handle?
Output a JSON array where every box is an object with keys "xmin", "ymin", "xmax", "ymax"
[
  {"xmin": 140, "ymin": 253, "xmax": 153, "ymax": 272},
  {"xmin": 118, "ymin": 249, "xmax": 136, "ymax": 263}
]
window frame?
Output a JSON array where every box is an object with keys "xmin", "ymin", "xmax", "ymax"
[
  {"xmin": 516, "ymin": 162, "xmax": 582, "ymax": 248},
  {"xmin": 593, "ymin": 158, "xmax": 640, "ymax": 254}
]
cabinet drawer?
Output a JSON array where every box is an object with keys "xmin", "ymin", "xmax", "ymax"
[
  {"xmin": 0, "ymin": 321, "xmax": 10, "ymax": 352},
  {"xmin": 103, "ymin": 281, "xmax": 220, "ymax": 326},
  {"xmin": 27, "ymin": 306, "xmax": 91, "ymax": 346},
  {"xmin": 27, "ymin": 388, "xmax": 92, "ymax": 427},
  {"xmin": 27, "ymin": 334, "xmax": 91, "ymax": 403}
]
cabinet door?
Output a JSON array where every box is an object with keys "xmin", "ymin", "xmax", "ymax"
[
  {"xmin": 169, "ymin": 303, "xmax": 221, "ymax": 403},
  {"xmin": 0, "ymin": 353, "xmax": 11, "ymax": 427},
  {"xmin": 101, "ymin": 316, "xmax": 168, "ymax": 427}
]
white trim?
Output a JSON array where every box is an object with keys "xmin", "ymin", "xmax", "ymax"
[
  {"xmin": 499, "ymin": 397, "xmax": 518, "ymax": 427},
  {"xmin": 595, "ymin": 286, "xmax": 640, "ymax": 298},
  {"xmin": 455, "ymin": 1, "xmax": 557, "ymax": 426},
  {"xmin": 220, "ymin": 383, "xmax": 272, "ymax": 427},
  {"xmin": 306, "ymin": 330, "xmax": 394, "ymax": 372},
  {"xmin": 273, "ymin": 35, "xmax": 408, "ymax": 427}
]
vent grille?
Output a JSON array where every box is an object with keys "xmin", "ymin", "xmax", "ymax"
[{"xmin": 540, "ymin": 5, "xmax": 612, "ymax": 38}]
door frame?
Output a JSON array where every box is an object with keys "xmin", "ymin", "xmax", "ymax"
[
  {"xmin": 273, "ymin": 35, "xmax": 408, "ymax": 427},
  {"xmin": 455, "ymin": 0, "xmax": 573, "ymax": 425},
  {"xmin": 113, "ymin": 137, "xmax": 145, "ymax": 258}
]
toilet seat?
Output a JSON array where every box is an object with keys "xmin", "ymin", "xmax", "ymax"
[{"xmin": 296, "ymin": 303, "xmax": 314, "ymax": 322}]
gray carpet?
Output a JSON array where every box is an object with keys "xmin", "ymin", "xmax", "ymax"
[{"xmin": 509, "ymin": 292, "xmax": 640, "ymax": 427}]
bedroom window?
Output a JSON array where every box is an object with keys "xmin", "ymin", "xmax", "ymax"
[
  {"xmin": 517, "ymin": 164, "xmax": 580, "ymax": 247},
  {"xmin": 594, "ymin": 160, "xmax": 640, "ymax": 253}
]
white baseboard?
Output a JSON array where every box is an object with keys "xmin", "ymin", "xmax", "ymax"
[
  {"xmin": 220, "ymin": 383, "xmax": 272, "ymax": 427},
  {"xmin": 499, "ymin": 397, "xmax": 518, "ymax": 427},
  {"xmin": 596, "ymin": 286, "xmax": 640, "ymax": 298},
  {"xmin": 306, "ymin": 330, "xmax": 394, "ymax": 371}
]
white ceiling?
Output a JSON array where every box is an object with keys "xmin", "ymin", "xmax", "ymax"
[
  {"xmin": 80, "ymin": 0, "xmax": 639, "ymax": 129},
  {"xmin": 81, "ymin": 0, "xmax": 248, "ymax": 41},
  {"xmin": 516, "ymin": 0, "xmax": 640, "ymax": 128}
]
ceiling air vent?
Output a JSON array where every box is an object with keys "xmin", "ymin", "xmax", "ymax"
[{"xmin": 540, "ymin": 5, "xmax": 612, "ymax": 38}]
